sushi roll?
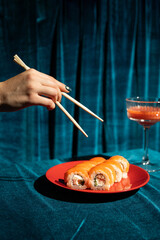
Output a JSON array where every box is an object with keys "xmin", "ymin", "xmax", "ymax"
[
  {"xmin": 64, "ymin": 155, "xmax": 130, "ymax": 191},
  {"xmin": 89, "ymin": 156, "xmax": 106, "ymax": 165},
  {"xmin": 88, "ymin": 163, "xmax": 116, "ymax": 190},
  {"xmin": 109, "ymin": 155, "xmax": 129, "ymax": 178},
  {"xmin": 104, "ymin": 159, "xmax": 123, "ymax": 182},
  {"xmin": 64, "ymin": 161, "xmax": 98, "ymax": 190}
]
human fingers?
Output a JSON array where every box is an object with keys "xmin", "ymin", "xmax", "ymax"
[
  {"xmin": 31, "ymin": 94, "xmax": 56, "ymax": 110},
  {"xmin": 22, "ymin": 69, "xmax": 61, "ymax": 102},
  {"xmin": 53, "ymin": 78, "xmax": 72, "ymax": 93},
  {"xmin": 38, "ymin": 85, "xmax": 62, "ymax": 103},
  {"xmin": 32, "ymin": 69, "xmax": 72, "ymax": 93},
  {"xmin": 56, "ymin": 87, "xmax": 62, "ymax": 102}
]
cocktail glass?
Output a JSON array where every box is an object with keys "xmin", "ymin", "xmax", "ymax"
[{"xmin": 126, "ymin": 97, "xmax": 160, "ymax": 172}]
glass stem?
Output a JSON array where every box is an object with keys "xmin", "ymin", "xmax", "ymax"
[{"xmin": 142, "ymin": 127, "xmax": 150, "ymax": 165}]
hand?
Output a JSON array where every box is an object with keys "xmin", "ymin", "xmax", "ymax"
[{"xmin": 0, "ymin": 69, "xmax": 71, "ymax": 112}]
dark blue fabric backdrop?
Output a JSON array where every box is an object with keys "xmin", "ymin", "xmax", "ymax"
[{"xmin": 0, "ymin": 0, "xmax": 160, "ymax": 162}]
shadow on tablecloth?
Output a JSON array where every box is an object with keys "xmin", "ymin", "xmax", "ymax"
[{"xmin": 34, "ymin": 175, "xmax": 139, "ymax": 203}]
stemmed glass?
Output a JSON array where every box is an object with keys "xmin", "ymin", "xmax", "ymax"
[{"xmin": 126, "ymin": 97, "xmax": 160, "ymax": 172}]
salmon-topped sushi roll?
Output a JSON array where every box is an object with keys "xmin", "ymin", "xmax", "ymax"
[
  {"xmin": 109, "ymin": 155, "xmax": 129, "ymax": 178},
  {"xmin": 104, "ymin": 159, "xmax": 123, "ymax": 182},
  {"xmin": 64, "ymin": 166, "xmax": 88, "ymax": 190},
  {"xmin": 64, "ymin": 161, "xmax": 96, "ymax": 190},
  {"xmin": 88, "ymin": 163, "xmax": 116, "ymax": 190},
  {"xmin": 75, "ymin": 161, "xmax": 96, "ymax": 170},
  {"xmin": 89, "ymin": 157, "xmax": 106, "ymax": 165}
]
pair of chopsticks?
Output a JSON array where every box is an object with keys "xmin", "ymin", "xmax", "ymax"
[{"xmin": 13, "ymin": 54, "xmax": 104, "ymax": 137}]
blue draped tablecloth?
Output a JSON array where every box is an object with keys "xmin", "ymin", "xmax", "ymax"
[{"xmin": 0, "ymin": 149, "xmax": 160, "ymax": 240}]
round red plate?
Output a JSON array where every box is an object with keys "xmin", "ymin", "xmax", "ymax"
[{"xmin": 46, "ymin": 161, "xmax": 150, "ymax": 194}]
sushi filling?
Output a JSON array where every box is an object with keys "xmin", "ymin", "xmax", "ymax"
[
  {"xmin": 114, "ymin": 169, "xmax": 122, "ymax": 182},
  {"xmin": 119, "ymin": 162, "xmax": 124, "ymax": 170},
  {"xmin": 119, "ymin": 161, "xmax": 128, "ymax": 175},
  {"xmin": 94, "ymin": 174, "xmax": 106, "ymax": 187},
  {"xmin": 72, "ymin": 174, "xmax": 85, "ymax": 186}
]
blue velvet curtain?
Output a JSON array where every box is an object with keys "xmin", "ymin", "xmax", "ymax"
[{"xmin": 0, "ymin": 0, "xmax": 160, "ymax": 162}]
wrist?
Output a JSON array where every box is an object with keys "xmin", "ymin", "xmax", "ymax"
[{"xmin": 0, "ymin": 81, "xmax": 7, "ymax": 111}]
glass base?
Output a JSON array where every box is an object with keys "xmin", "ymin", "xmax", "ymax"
[{"xmin": 135, "ymin": 160, "xmax": 160, "ymax": 172}]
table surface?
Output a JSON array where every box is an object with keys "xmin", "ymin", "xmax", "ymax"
[{"xmin": 0, "ymin": 149, "xmax": 160, "ymax": 240}]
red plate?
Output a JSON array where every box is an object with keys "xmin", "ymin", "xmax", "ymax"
[{"xmin": 46, "ymin": 161, "xmax": 150, "ymax": 194}]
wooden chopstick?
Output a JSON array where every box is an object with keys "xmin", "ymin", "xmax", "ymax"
[
  {"xmin": 56, "ymin": 102, "xmax": 88, "ymax": 137},
  {"xmin": 14, "ymin": 55, "xmax": 30, "ymax": 70},
  {"xmin": 62, "ymin": 92, "xmax": 104, "ymax": 122},
  {"xmin": 13, "ymin": 54, "xmax": 88, "ymax": 137}
]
